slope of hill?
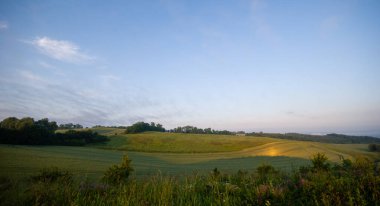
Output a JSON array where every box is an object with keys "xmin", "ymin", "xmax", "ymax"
[{"xmin": 1, "ymin": 129, "xmax": 378, "ymax": 180}]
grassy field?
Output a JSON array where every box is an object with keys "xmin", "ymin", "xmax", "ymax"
[
  {"xmin": 95, "ymin": 132, "xmax": 278, "ymax": 153},
  {"xmin": 1, "ymin": 129, "xmax": 378, "ymax": 181},
  {"xmin": 0, "ymin": 145, "xmax": 310, "ymax": 180},
  {"xmin": 91, "ymin": 131, "xmax": 378, "ymax": 162}
]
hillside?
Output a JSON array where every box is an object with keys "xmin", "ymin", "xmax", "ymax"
[{"xmin": 1, "ymin": 128, "xmax": 378, "ymax": 180}]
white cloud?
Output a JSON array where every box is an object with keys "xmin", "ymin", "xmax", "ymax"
[
  {"xmin": 31, "ymin": 37, "xmax": 94, "ymax": 63},
  {"xmin": 0, "ymin": 21, "xmax": 8, "ymax": 30},
  {"xmin": 39, "ymin": 61, "xmax": 57, "ymax": 69}
]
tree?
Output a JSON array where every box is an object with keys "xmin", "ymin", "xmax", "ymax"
[
  {"xmin": 0, "ymin": 117, "xmax": 19, "ymax": 129},
  {"xmin": 125, "ymin": 122, "xmax": 165, "ymax": 133},
  {"xmin": 15, "ymin": 117, "xmax": 34, "ymax": 130}
]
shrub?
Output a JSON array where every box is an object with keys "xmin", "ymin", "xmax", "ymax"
[
  {"xmin": 368, "ymin": 143, "xmax": 380, "ymax": 152},
  {"xmin": 102, "ymin": 155, "xmax": 134, "ymax": 185},
  {"xmin": 311, "ymin": 153, "xmax": 330, "ymax": 171},
  {"xmin": 31, "ymin": 167, "xmax": 73, "ymax": 183}
]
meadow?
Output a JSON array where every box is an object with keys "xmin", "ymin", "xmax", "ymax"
[
  {"xmin": 1, "ymin": 128, "xmax": 379, "ymax": 206},
  {"xmin": 1, "ymin": 128, "xmax": 378, "ymax": 180}
]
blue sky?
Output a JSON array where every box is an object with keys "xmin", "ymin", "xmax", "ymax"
[{"xmin": 0, "ymin": 0, "xmax": 379, "ymax": 135}]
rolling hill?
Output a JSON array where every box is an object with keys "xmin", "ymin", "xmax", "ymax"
[{"xmin": 1, "ymin": 127, "xmax": 378, "ymax": 180}]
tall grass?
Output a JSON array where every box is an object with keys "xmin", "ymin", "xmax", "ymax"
[{"xmin": 1, "ymin": 155, "xmax": 379, "ymax": 206}]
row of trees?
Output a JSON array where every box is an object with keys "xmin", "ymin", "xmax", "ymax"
[
  {"xmin": 125, "ymin": 122, "xmax": 165, "ymax": 134},
  {"xmin": 0, "ymin": 117, "xmax": 108, "ymax": 145},
  {"xmin": 58, "ymin": 123, "xmax": 83, "ymax": 129},
  {"xmin": 124, "ymin": 122, "xmax": 235, "ymax": 135},
  {"xmin": 169, "ymin": 126, "xmax": 234, "ymax": 135},
  {"xmin": 247, "ymin": 132, "xmax": 380, "ymax": 144}
]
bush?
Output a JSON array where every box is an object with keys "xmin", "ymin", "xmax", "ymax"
[
  {"xmin": 368, "ymin": 143, "xmax": 380, "ymax": 152},
  {"xmin": 31, "ymin": 167, "xmax": 73, "ymax": 183},
  {"xmin": 102, "ymin": 155, "xmax": 134, "ymax": 185},
  {"xmin": 311, "ymin": 153, "xmax": 330, "ymax": 171}
]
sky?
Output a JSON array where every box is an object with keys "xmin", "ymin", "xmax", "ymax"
[{"xmin": 0, "ymin": 0, "xmax": 379, "ymax": 135}]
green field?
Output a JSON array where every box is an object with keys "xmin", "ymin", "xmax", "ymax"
[{"xmin": 1, "ymin": 128, "xmax": 378, "ymax": 181}]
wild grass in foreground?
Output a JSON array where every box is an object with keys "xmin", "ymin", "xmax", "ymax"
[{"xmin": 1, "ymin": 154, "xmax": 379, "ymax": 206}]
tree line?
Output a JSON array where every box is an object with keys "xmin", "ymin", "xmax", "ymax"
[
  {"xmin": 247, "ymin": 132, "xmax": 380, "ymax": 144},
  {"xmin": 169, "ymin": 125, "xmax": 234, "ymax": 135},
  {"xmin": 58, "ymin": 123, "xmax": 83, "ymax": 129},
  {"xmin": 0, "ymin": 117, "xmax": 108, "ymax": 145},
  {"xmin": 123, "ymin": 122, "xmax": 236, "ymax": 135},
  {"xmin": 125, "ymin": 122, "xmax": 165, "ymax": 133}
]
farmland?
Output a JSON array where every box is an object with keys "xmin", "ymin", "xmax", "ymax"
[
  {"xmin": 1, "ymin": 128, "xmax": 378, "ymax": 180},
  {"xmin": 1, "ymin": 128, "xmax": 379, "ymax": 205}
]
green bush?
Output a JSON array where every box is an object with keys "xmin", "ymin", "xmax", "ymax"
[
  {"xmin": 102, "ymin": 155, "xmax": 134, "ymax": 185},
  {"xmin": 368, "ymin": 143, "xmax": 380, "ymax": 152},
  {"xmin": 311, "ymin": 152, "xmax": 330, "ymax": 171}
]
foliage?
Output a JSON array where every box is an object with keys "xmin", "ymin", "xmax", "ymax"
[
  {"xmin": 170, "ymin": 125, "xmax": 233, "ymax": 135},
  {"xmin": 247, "ymin": 132, "xmax": 380, "ymax": 144},
  {"xmin": 0, "ymin": 116, "xmax": 108, "ymax": 146},
  {"xmin": 56, "ymin": 129, "xmax": 109, "ymax": 146},
  {"xmin": 125, "ymin": 122, "xmax": 165, "ymax": 133},
  {"xmin": 1, "ymin": 155, "xmax": 379, "ymax": 206},
  {"xmin": 369, "ymin": 143, "xmax": 380, "ymax": 152},
  {"xmin": 102, "ymin": 155, "xmax": 134, "ymax": 185},
  {"xmin": 0, "ymin": 117, "xmax": 57, "ymax": 145},
  {"xmin": 58, "ymin": 123, "xmax": 83, "ymax": 129},
  {"xmin": 311, "ymin": 152, "xmax": 330, "ymax": 171},
  {"xmin": 31, "ymin": 167, "xmax": 73, "ymax": 183}
]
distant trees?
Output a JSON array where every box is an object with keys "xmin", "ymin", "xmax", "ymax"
[
  {"xmin": 246, "ymin": 132, "xmax": 380, "ymax": 144},
  {"xmin": 58, "ymin": 123, "xmax": 83, "ymax": 129},
  {"xmin": 170, "ymin": 126, "xmax": 233, "ymax": 135},
  {"xmin": 0, "ymin": 117, "xmax": 108, "ymax": 145},
  {"xmin": 0, "ymin": 117, "xmax": 58, "ymax": 145},
  {"xmin": 125, "ymin": 122, "xmax": 165, "ymax": 134},
  {"xmin": 56, "ymin": 130, "xmax": 109, "ymax": 146},
  {"xmin": 123, "ymin": 122, "xmax": 235, "ymax": 135}
]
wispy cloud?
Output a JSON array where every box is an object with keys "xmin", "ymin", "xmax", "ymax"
[
  {"xmin": 0, "ymin": 21, "xmax": 8, "ymax": 30},
  {"xmin": 19, "ymin": 70, "xmax": 44, "ymax": 82},
  {"xmin": 39, "ymin": 61, "xmax": 57, "ymax": 69},
  {"xmin": 30, "ymin": 37, "xmax": 94, "ymax": 63},
  {"xmin": 0, "ymin": 70, "xmax": 184, "ymax": 127}
]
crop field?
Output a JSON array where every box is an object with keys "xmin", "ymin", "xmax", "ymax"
[
  {"xmin": 0, "ymin": 144, "xmax": 311, "ymax": 180},
  {"xmin": 1, "ymin": 129, "xmax": 377, "ymax": 181},
  {"xmin": 91, "ymin": 131, "xmax": 378, "ymax": 161},
  {"xmin": 95, "ymin": 132, "xmax": 279, "ymax": 153}
]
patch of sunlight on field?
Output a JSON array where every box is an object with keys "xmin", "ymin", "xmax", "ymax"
[
  {"xmin": 84, "ymin": 131, "xmax": 378, "ymax": 164},
  {"xmin": 146, "ymin": 140, "xmax": 377, "ymax": 164}
]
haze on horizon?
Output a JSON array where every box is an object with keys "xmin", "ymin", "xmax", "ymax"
[{"xmin": 0, "ymin": 0, "xmax": 379, "ymax": 136}]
